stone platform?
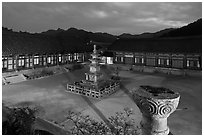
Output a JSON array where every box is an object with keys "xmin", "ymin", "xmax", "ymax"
[{"xmin": 66, "ymin": 78, "xmax": 120, "ymax": 99}]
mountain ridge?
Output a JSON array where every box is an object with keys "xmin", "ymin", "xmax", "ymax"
[{"xmin": 3, "ymin": 18, "xmax": 202, "ymax": 45}]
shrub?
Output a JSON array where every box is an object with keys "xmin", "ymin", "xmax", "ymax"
[
  {"xmin": 25, "ymin": 69, "xmax": 54, "ymax": 80},
  {"xmin": 65, "ymin": 107, "xmax": 140, "ymax": 135},
  {"xmin": 2, "ymin": 106, "xmax": 38, "ymax": 135},
  {"xmin": 72, "ymin": 63, "xmax": 83, "ymax": 70},
  {"xmin": 3, "ymin": 105, "xmax": 140, "ymax": 135}
]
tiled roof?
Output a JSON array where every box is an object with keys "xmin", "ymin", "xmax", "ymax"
[
  {"xmin": 101, "ymin": 51, "xmax": 114, "ymax": 57},
  {"xmin": 2, "ymin": 30, "xmax": 93, "ymax": 56},
  {"xmin": 3, "ymin": 32, "xmax": 62, "ymax": 56},
  {"xmin": 2, "ymin": 28, "xmax": 202, "ymax": 56},
  {"xmin": 108, "ymin": 36, "xmax": 202, "ymax": 54}
]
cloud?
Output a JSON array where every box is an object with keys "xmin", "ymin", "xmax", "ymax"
[
  {"xmin": 108, "ymin": 2, "xmax": 133, "ymax": 8},
  {"xmin": 2, "ymin": 2, "xmax": 202, "ymax": 35},
  {"xmin": 132, "ymin": 17, "xmax": 187, "ymax": 27},
  {"xmin": 85, "ymin": 10, "xmax": 108, "ymax": 18}
]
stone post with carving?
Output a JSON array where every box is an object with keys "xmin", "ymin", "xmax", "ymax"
[{"xmin": 132, "ymin": 85, "xmax": 180, "ymax": 135}]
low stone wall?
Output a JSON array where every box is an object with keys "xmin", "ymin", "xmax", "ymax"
[
  {"xmin": 170, "ymin": 69, "xmax": 184, "ymax": 76},
  {"xmin": 157, "ymin": 68, "xmax": 171, "ymax": 74},
  {"xmin": 130, "ymin": 65, "xmax": 201, "ymax": 77},
  {"xmin": 24, "ymin": 70, "xmax": 54, "ymax": 80},
  {"xmin": 143, "ymin": 67, "xmax": 155, "ymax": 73},
  {"xmin": 2, "ymin": 64, "xmax": 77, "ymax": 85},
  {"xmin": 2, "ymin": 74, "xmax": 27, "ymax": 85},
  {"xmin": 185, "ymin": 70, "xmax": 202, "ymax": 77},
  {"xmin": 66, "ymin": 81, "xmax": 120, "ymax": 99}
]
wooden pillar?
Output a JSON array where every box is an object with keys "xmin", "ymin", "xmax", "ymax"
[
  {"xmin": 82, "ymin": 53, "xmax": 85, "ymax": 62},
  {"xmin": 183, "ymin": 54, "xmax": 187, "ymax": 69},
  {"xmin": 43, "ymin": 54, "xmax": 46, "ymax": 66},
  {"xmin": 143, "ymin": 54, "xmax": 146, "ymax": 66},
  {"xmin": 133, "ymin": 55, "xmax": 136, "ymax": 65},
  {"xmin": 29, "ymin": 55, "xmax": 32, "ymax": 68},
  {"xmin": 15, "ymin": 55, "xmax": 19, "ymax": 71},
  {"xmin": 6, "ymin": 56, "xmax": 8, "ymax": 71},
  {"xmin": 25, "ymin": 55, "xmax": 28, "ymax": 68},
  {"xmin": 56, "ymin": 54, "xmax": 59, "ymax": 65},
  {"xmin": 169, "ymin": 54, "xmax": 172, "ymax": 68},
  {"xmin": 155, "ymin": 54, "xmax": 158, "ymax": 67},
  {"xmin": 12, "ymin": 56, "xmax": 14, "ymax": 71},
  {"xmin": 123, "ymin": 52, "xmax": 125, "ymax": 64},
  {"xmin": 40, "ymin": 55, "xmax": 43, "ymax": 66},
  {"xmin": 32, "ymin": 55, "xmax": 34, "ymax": 69}
]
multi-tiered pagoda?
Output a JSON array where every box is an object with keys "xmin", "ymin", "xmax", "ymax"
[
  {"xmin": 66, "ymin": 45, "xmax": 120, "ymax": 99},
  {"xmin": 85, "ymin": 45, "xmax": 103, "ymax": 86}
]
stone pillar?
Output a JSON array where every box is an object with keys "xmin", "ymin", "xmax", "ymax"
[{"xmin": 132, "ymin": 86, "xmax": 180, "ymax": 135}]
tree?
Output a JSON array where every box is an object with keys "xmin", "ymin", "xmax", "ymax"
[
  {"xmin": 2, "ymin": 106, "xmax": 38, "ymax": 135},
  {"xmin": 2, "ymin": 105, "xmax": 140, "ymax": 135},
  {"xmin": 64, "ymin": 107, "xmax": 140, "ymax": 135}
]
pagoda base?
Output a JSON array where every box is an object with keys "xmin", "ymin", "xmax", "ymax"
[{"xmin": 66, "ymin": 79, "xmax": 120, "ymax": 99}]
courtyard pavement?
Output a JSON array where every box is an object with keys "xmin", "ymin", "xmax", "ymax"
[{"xmin": 2, "ymin": 68, "xmax": 202, "ymax": 135}]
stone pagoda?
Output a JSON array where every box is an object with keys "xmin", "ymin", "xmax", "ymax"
[
  {"xmin": 66, "ymin": 45, "xmax": 120, "ymax": 99},
  {"xmin": 85, "ymin": 45, "xmax": 103, "ymax": 87}
]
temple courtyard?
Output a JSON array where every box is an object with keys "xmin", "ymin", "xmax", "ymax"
[{"xmin": 2, "ymin": 65, "xmax": 202, "ymax": 135}]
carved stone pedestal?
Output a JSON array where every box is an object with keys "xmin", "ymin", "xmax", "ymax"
[{"xmin": 132, "ymin": 86, "xmax": 180, "ymax": 135}]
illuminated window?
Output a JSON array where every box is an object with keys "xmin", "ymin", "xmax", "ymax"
[
  {"xmin": 158, "ymin": 59, "xmax": 161, "ymax": 65},
  {"xmin": 33, "ymin": 56, "xmax": 39, "ymax": 65},
  {"xmin": 2, "ymin": 57, "xmax": 7, "ymax": 69},
  {"xmin": 166, "ymin": 59, "xmax": 169, "ymax": 65},
  {"xmin": 29, "ymin": 58, "xmax": 33, "ymax": 67},
  {"xmin": 68, "ymin": 54, "xmax": 72, "ymax": 61},
  {"xmin": 8, "ymin": 59, "xmax": 12, "ymax": 64},
  {"xmin": 51, "ymin": 56, "xmax": 54, "ymax": 64},
  {"xmin": 18, "ymin": 57, "xmax": 25, "ymax": 66},
  {"xmin": 197, "ymin": 61, "xmax": 200, "ymax": 68},
  {"xmin": 121, "ymin": 57, "xmax": 123, "ymax": 62},
  {"xmin": 74, "ymin": 53, "xmax": 77, "ymax": 60},
  {"xmin": 47, "ymin": 57, "xmax": 51, "ymax": 63},
  {"xmin": 58, "ymin": 54, "xmax": 62, "ymax": 62},
  {"xmin": 142, "ymin": 58, "xmax": 144, "ymax": 64},
  {"xmin": 8, "ymin": 58, "xmax": 13, "ymax": 70},
  {"xmin": 115, "ymin": 57, "xmax": 117, "ymax": 62},
  {"xmin": 187, "ymin": 60, "xmax": 190, "ymax": 67},
  {"xmin": 59, "ymin": 56, "xmax": 62, "ymax": 62}
]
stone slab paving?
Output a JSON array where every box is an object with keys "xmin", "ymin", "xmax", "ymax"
[{"xmin": 2, "ymin": 68, "xmax": 202, "ymax": 134}]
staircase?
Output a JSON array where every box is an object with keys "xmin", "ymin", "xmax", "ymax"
[{"xmin": 3, "ymin": 74, "xmax": 27, "ymax": 84}]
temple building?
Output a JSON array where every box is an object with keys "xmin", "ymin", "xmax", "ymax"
[
  {"xmin": 66, "ymin": 45, "xmax": 120, "ymax": 99},
  {"xmin": 2, "ymin": 28, "xmax": 92, "ymax": 72},
  {"xmin": 109, "ymin": 36, "xmax": 202, "ymax": 70},
  {"xmin": 2, "ymin": 27, "xmax": 202, "ymax": 73}
]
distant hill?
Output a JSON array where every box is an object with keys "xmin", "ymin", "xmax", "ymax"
[
  {"xmin": 41, "ymin": 27, "xmax": 117, "ymax": 46},
  {"xmin": 160, "ymin": 18, "xmax": 202, "ymax": 37},
  {"xmin": 119, "ymin": 28, "xmax": 175, "ymax": 39},
  {"xmin": 2, "ymin": 18, "xmax": 202, "ymax": 56},
  {"xmin": 109, "ymin": 19, "xmax": 202, "ymax": 54},
  {"xmin": 40, "ymin": 28, "xmax": 65, "ymax": 36},
  {"xmin": 118, "ymin": 18, "xmax": 202, "ymax": 39}
]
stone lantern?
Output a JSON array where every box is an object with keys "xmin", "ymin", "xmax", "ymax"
[{"xmin": 132, "ymin": 85, "xmax": 180, "ymax": 135}]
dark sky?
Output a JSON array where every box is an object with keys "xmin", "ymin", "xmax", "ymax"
[{"xmin": 2, "ymin": 2, "xmax": 202, "ymax": 35}]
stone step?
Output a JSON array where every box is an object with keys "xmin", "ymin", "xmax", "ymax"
[{"xmin": 4, "ymin": 74, "xmax": 27, "ymax": 84}]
